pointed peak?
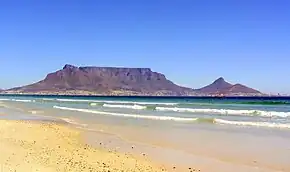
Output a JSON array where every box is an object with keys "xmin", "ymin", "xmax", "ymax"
[
  {"xmin": 63, "ymin": 64, "xmax": 78, "ymax": 70},
  {"xmin": 213, "ymin": 77, "xmax": 226, "ymax": 83}
]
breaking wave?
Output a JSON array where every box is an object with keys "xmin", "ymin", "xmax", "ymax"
[
  {"xmin": 102, "ymin": 103, "xmax": 147, "ymax": 110},
  {"xmin": 90, "ymin": 102, "xmax": 104, "ymax": 106},
  {"xmin": 3, "ymin": 97, "xmax": 289, "ymax": 118},
  {"xmin": 155, "ymin": 107, "xmax": 290, "ymax": 118},
  {"xmin": 53, "ymin": 106, "xmax": 290, "ymax": 129},
  {"xmin": 50, "ymin": 98, "xmax": 290, "ymax": 105},
  {"xmin": 46, "ymin": 98, "xmax": 178, "ymax": 105},
  {"xmin": 215, "ymin": 119, "xmax": 290, "ymax": 129},
  {"xmin": 53, "ymin": 106, "xmax": 197, "ymax": 121},
  {"xmin": 12, "ymin": 99, "xmax": 35, "ymax": 102},
  {"xmin": 0, "ymin": 98, "xmax": 35, "ymax": 103},
  {"xmin": 95, "ymin": 103, "xmax": 290, "ymax": 118},
  {"xmin": 0, "ymin": 98, "xmax": 10, "ymax": 101}
]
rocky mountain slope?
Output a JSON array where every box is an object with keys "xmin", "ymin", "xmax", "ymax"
[
  {"xmin": 8, "ymin": 64, "xmax": 194, "ymax": 96},
  {"xmin": 5, "ymin": 65, "xmax": 263, "ymax": 96},
  {"xmin": 196, "ymin": 77, "xmax": 261, "ymax": 95}
]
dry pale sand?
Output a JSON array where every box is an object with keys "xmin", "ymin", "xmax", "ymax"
[{"xmin": 0, "ymin": 120, "xmax": 169, "ymax": 172}]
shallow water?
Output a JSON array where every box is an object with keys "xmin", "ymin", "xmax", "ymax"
[{"xmin": 1, "ymin": 95, "xmax": 290, "ymax": 171}]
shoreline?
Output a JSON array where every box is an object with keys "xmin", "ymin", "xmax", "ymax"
[
  {"xmin": 0, "ymin": 119, "xmax": 169, "ymax": 172},
  {"xmin": 0, "ymin": 115, "xmax": 289, "ymax": 172},
  {"xmin": 1, "ymin": 99, "xmax": 290, "ymax": 172},
  {"xmin": 0, "ymin": 118, "xmax": 268, "ymax": 172},
  {"xmin": 81, "ymin": 122, "xmax": 290, "ymax": 172},
  {"xmin": 0, "ymin": 92, "xmax": 271, "ymax": 97}
]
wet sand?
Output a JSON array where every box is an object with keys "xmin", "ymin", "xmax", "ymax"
[
  {"xmin": 0, "ymin": 120, "xmax": 167, "ymax": 172},
  {"xmin": 83, "ymin": 123, "xmax": 290, "ymax": 172},
  {"xmin": 1, "ymin": 101, "xmax": 290, "ymax": 172}
]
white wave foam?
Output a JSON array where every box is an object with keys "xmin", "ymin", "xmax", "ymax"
[
  {"xmin": 155, "ymin": 107, "xmax": 290, "ymax": 118},
  {"xmin": 53, "ymin": 106, "xmax": 290, "ymax": 129},
  {"xmin": 103, "ymin": 103, "xmax": 147, "ymax": 110},
  {"xmin": 0, "ymin": 98, "xmax": 35, "ymax": 103},
  {"xmin": 55, "ymin": 99, "xmax": 91, "ymax": 102},
  {"xmin": 11, "ymin": 99, "xmax": 35, "ymax": 102},
  {"xmin": 42, "ymin": 98, "xmax": 54, "ymax": 101},
  {"xmin": 215, "ymin": 119, "xmax": 290, "ymax": 129},
  {"xmin": 0, "ymin": 98, "xmax": 10, "ymax": 101},
  {"xmin": 47, "ymin": 98, "xmax": 177, "ymax": 105},
  {"xmin": 53, "ymin": 106, "xmax": 197, "ymax": 121}
]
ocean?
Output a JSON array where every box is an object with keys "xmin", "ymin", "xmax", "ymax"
[{"xmin": 1, "ymin": 95, "xmax": 290, "ymax": 171}]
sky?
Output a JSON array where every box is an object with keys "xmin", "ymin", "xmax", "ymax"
[{"xmin": 0, "ymin": 0, "xmax": 289, "ymax": 94}]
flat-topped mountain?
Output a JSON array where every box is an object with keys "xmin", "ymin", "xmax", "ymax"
[
  {"xmin": 5, "ymin": 65, "xmax": 263, "ymax": 96},
  {"xmin": 196, "ymin": 77, "xmax": 261, "ymax": 95},
  {"xmin": 8, "ymin": 64, "xmax": 193, "ymax": 96}
]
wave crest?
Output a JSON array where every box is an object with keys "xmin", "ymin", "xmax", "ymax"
[
  {"xmin": 53, "ymin": 106, "xmax": 290, "ymax": 129},
  {"xmin": 53, "ymin": 106, "xmax": 197, "ymax": 121},
  {"xmin": 155, "ymin": 107, "xmax": 290, "ymax": 118},
  {"xmin": 0, "ymin": 99, "xmax": 35, "ymax": 103},
  {"xmin": 45, "ymin": 98, "xmax": 178, "ymax": 105},
  {"xmin": 103, "ymin": 103, "xmax": 147, "ymax": 110},
  {"xmin": 215, "ymin": 119, "xmax": 290, "ymax": 129},
  {"xmin": 86, "ymin": 102, "xmax": 290, "ymax": 118}
]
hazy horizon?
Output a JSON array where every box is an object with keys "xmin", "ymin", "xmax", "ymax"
[{"xmin": 1, "ymin": 1, "xmax": 289, "ymax": 94}]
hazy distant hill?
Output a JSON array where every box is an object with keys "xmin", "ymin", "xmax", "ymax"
[
  {"xmin": 195, "ymin": 77, "xmax": 261, "ymax": 95},
  {"xmin": 8, "ymin": 64, "xmax": 194, "ymax": 96}
]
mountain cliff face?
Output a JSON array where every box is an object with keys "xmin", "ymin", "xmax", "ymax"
[
  {"xmin": 196, "ymin": 77, "xmax": 261, "ymax": 95},
  {"xmin": 9, "ymin": 64, "xmax": 193, "ymax": 95},
  {"xmin": 6, "ymin": 65, "xmax": 263, "ymax": 96}
]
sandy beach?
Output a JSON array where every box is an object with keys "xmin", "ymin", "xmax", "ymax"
[
  {"xmin": 0, "ymin": 120, "xmax": 168, "ymax": 172},
  {"xmin": 1, "ymin": 98, "xmax": 290, "ymax": 172}
]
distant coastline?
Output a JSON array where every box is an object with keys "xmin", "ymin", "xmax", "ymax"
[{"xmin": 0, "ymin": 92, "xmax": 283, "ymax": 99}]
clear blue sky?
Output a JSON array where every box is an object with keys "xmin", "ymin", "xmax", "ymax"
[{"xmin": 0, "ymin": 0, "xmax": 289, "ymax": 93}]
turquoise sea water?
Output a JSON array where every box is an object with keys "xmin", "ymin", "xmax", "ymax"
[
  {"xmin": 1, "ymin": 95, "xmax": 290, "ymax": 129},
  {"xmin": 1, "ymin": 95, "xmax": 290, "ymax": 145}
]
